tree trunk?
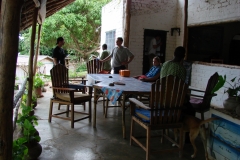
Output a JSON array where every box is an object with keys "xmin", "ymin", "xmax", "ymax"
[
  {"xmin": 33, "ymin": 25, "xmax": 42, "ymax": 76},
  {"xmin": 27, "ymin": 8, "xmax": 38, "ymax": 107},
  {"xmin": 0, "ymin": 0, "xmax": 24, "ymax": 159}
]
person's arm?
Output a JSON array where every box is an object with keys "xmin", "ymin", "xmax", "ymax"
[
  {"xmin": 99, "ymin": 55, "xmax": 112, "ymax": 63},
  {"xmin": 140, "ymin": 72, "xmax": 160, "ymax": 82},
  {"xmin": 53, "ymin": 58, "xmax": 58, "ymax": 65},
  {"xmin": 153, "ymin": 41, "xmax": 162, "ymax": 49},
  {"xmin": 92, "ymin": 55, "xmax": 98, "ymax": 58},
  {"xmin": 121, "ymin": 55, "xmax": 134, "ymax": 65},
  {"xmin": 52, "ymin": 48, "xmax": 58, "ymax": 65},
  {"xmin": 133, "ymin": 75, "xmax": 140, "ymax": 79}
]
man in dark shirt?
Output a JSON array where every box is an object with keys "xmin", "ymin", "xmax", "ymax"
[{"xmin": 52, "ymin": 37, "xmax": 66, "ymax": 65}]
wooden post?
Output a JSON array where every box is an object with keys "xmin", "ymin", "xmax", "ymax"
[
  {"xmin": 0, "ymin": 0, "xmax": 24, "ymax": 159},
  {"xmin": 27, "ymin": 7, "xmax": 38, "ymax": 107},
  {"xmin": 123, "ymin": 0, "xmax": 131, "ymax": 48},
  {"xmin": 183, "ymin": 0, "xmax": 188, "ymax": 59},
  {"xmin": 33, "ymin": 24, "xmax": 42, "ymax": 76}
]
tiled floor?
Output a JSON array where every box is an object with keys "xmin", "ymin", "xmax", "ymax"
[{"xmin": 33, "ymin": 89, "xmax": 207, "ymax": 160}]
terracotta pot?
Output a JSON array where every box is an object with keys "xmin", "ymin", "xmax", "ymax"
[
  {"xmin": 35, "ymin": 87, "xmax": 42, "ymax": 98},
  {"xmin": 32, "ymin": 101, "xmax": 37, "ymax": 109},
  {"xmin": 25, "ymin": 141, "xmax": 42, "ymax": 160},
  {"xmin": 223, "ymin": 96, "xmax": 239, "ymax": 111},
  {"xmin": 29, "ymin": 110, "xmax": 35, "ymax": 116},
  {"xmin": 236, "ymin": 105, "xmax": 240, "ymax": 116}
]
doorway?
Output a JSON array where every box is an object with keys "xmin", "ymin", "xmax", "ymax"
[
  {"xmin": 143, "ymin": 29, "xmax": 167, "ymax": 74},
  {"xmin": 229, "ymin": 34, "xmax": 240, "ymax": 65}
]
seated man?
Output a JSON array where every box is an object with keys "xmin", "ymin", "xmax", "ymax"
[
  {"xmin": 133, "ymin": 56, "xmax": 161, "ymax": 82},
  {"xmin": 160, "ymin": 46, "xmax": 195, "ymax": 143}
]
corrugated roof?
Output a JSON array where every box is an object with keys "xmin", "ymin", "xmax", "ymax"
[{"xmin": 17, "ymin": 55, "xmax": 53, "ymax": 66}]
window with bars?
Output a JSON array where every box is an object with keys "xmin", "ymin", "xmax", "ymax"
[{"xmin": 105, "ymin": 30, "xmax": 116, "ymax": 53}]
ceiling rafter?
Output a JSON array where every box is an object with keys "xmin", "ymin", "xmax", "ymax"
[{"xmin": 0, "ymin": 0, "xmax": 75, "ymax": 31}]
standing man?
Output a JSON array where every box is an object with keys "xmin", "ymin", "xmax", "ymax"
[
  {"xmin": 147, "ymin": 35, "xmax": 161, "ymax": 68},
  {"xmin": 148, "ymin": 35, "xmax": 161, "ymax": 56},
  {"xmin": 92, "ymin": 44, "xmax": 111, "ymax": 71},
  {"xmin": 100, "ymin": 37, "xmax": 134, "ymax": 74},
  {"xmin": 52, "ymin": 37, "xmax": 67, "ymax": 66}
]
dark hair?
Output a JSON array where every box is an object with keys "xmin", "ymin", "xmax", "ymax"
[
  {"xmin": 117, "ymin": 37, "xmax": 123, "ymax": 42},
  {"xmin": 153, "ymin": 56, "xmax": 161, "ymax": 63},
  {"xmin": 102, "ymin": 44, "xmax": 107, "ymax": 49},
  {"xmin": 174, "ymin": 46, "xmax": 185, "ymax": 60},
  {"xmin": 56, "ymin": 37, "xmax": 64, "ymax": 45}
]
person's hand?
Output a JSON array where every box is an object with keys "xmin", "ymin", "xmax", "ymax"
[
  {"xmin": 139, "ymin": 77, "xmax": 146, "ymax": 82},
  {"xmin": 121, "ymin": 61, "xmax": 128, "ymax": 65}
]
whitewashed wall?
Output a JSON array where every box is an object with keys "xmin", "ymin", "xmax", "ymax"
[
  {"xmin": 128, "ymin": 0, "xmax": 179, "ymax": 75},
  {"xmin": 176, "ymin": 0, "xmax": 185, "ymax": 47},
  {"xmin": 101, "ymin": 0, "xmax": 124, "ymax": 47},
  {"xmin": 191, "ymin": 62, "xmax": 240, "ymax": 108},
  {"xmin": 188, "ymin": 0, "xmax": 240, "ymax": 26},
  {"xmin": 101, "ymin": 0, "xmax": 184, "ymax": 76}
]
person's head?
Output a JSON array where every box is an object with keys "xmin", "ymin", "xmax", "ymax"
[
  {"xmin": 155, "ymin": 35, "xmax": 161, "ymax": 41},
  {"xmin": 116, "ymin": 37, "xmax": 123, "ymax": 47},
  {"xmin": 102, "ymin": 44, "xmax": 107, "ymax": 50},
  {"xmin": 153, "ymin": 56, "xmax": 161, "ymax": 66},
  {"xmin": 56, "ymin": 37, "xmax": 65, "ymax": 47},
  {"xmin": 174, "ymin": 46, "xmax": 185, "ymax": 61}
]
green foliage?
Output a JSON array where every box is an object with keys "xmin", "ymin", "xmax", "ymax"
[
  {"xmin": 76, "ymin": 63, "xmax": 87, "ymax": 72},
  {"xmin": 41, "ymin": 0, "xmax": 111, "ymax": 60},
  {"xmin": 39, "ymin": 45, "xmax": 53, "ymax": 56},
  {"xmin": 12, "ymin": 138, "xmax": 28, "ymax": 160},
  {"xmin": 14, "ymin": 101, "xmax": 40, "ymax": 159},
  {"xmin": 211, "ymin": 75, "xmax": 240, "ymax": 97},
  {"xmin": 22, "ymin": 119, "xmax": 41, "ymax": 143},
  {"xmin": 17, "ymin": 103, "xmax": 38, "ymax": 128},
  {"xmin": 69, "ymin": 70, "xmax": 87, "ymax": 78},
  {"xmin": 22, "ymin": 93, "xmax": 37, "ymax": 108},
  {"xmin": 33, "ymin": 75, "xmax": 44, "ymax": 88}
]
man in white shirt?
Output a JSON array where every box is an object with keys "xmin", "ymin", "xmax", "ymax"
[
  {"xmin": 148, "ymin": 35, "xmax": 161, "ymax": 56},
  {"xmin": 100, "ymin": 37, "xmax": 134, "ymax": 74}
]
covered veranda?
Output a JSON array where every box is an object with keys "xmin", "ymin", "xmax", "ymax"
[{"xmin": 33, "ymin": 89, "xmax": 206, "ymax": 160}]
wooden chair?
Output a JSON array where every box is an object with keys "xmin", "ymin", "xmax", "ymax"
[
  {"xmin": 49, "ymin": 64, "xmax": 92, "ymax": 128},
  {"xmin": 86, "ymin": 59, "xmax": 111, "ymax": 115},
  {"xmin": 86, "ymin": 58, "xmax": 110, "ymax": 74},
  {"xmin": 189, "ymin": 72, "xmax": 219, "ymax": 120},
  {"xmin": 129, "ymin": 76, "xmax": 188, "ymax": 160}
]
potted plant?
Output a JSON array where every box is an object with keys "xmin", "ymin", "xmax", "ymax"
[
  {"xmin": 212, "ymin": 75, "xmax": 240, "ymax": 111},
  {"xmin": 33, "ymin": 75, "xmax": 44, "ymax": 97},
  {"xmin": 12, "ymin": 137, "xmax": 28, "ymax": 160},
  {"xmin": 22, "ymin": 119, "xmax": 42, "ymax": 160},
  {"xmin": 15, "ymin": 102, "xmax": 42, "ymax": 159},
  {"xmin": 22, "ymin": 93, "xmax": 38, "ymax": 110}
]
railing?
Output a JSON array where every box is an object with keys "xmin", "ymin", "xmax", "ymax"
[{"xmin": 13, "ymin": 78, "xmax": 27, "ymax": 131}]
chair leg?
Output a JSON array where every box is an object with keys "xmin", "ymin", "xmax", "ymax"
[
  {"xmin": 201, "ymin": 112, "xmax": 204, "ymax": 120},
  {"xmin": 66, "ymin": 105, "xmax": 69, "ymax": 117},
  {"xmin": 89, "ymin": 100, "xmax": 91, "ymax": 123},
  {"xmin": 179, "ymin": 129, "xmax": 184, "ymax": 158},
  {"xmin": 83, "ymin": 102, "xmax": 86, "ymax": 110},
  {"xmin": 71, "ymin": 104, "xmax": 74, "ymax": 128},
  {"xmin": 48, "ymin": 100, "xmax": 53, "ymax": 123},
  {"xmin": 146, "ymin": 127, "xmax": 151, "ymax": 160},
  {"xmin": 130, "ymin": 117, "xmax": 134, "ymax": 146},
  {"xmin": 58, "ymin": 103, "xmax": 61, "ymax": 110}
]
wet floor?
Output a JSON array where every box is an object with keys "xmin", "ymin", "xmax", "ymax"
[{"xmin": 33, "ymin": 89, "xmax": 208, "ymax": 160}]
